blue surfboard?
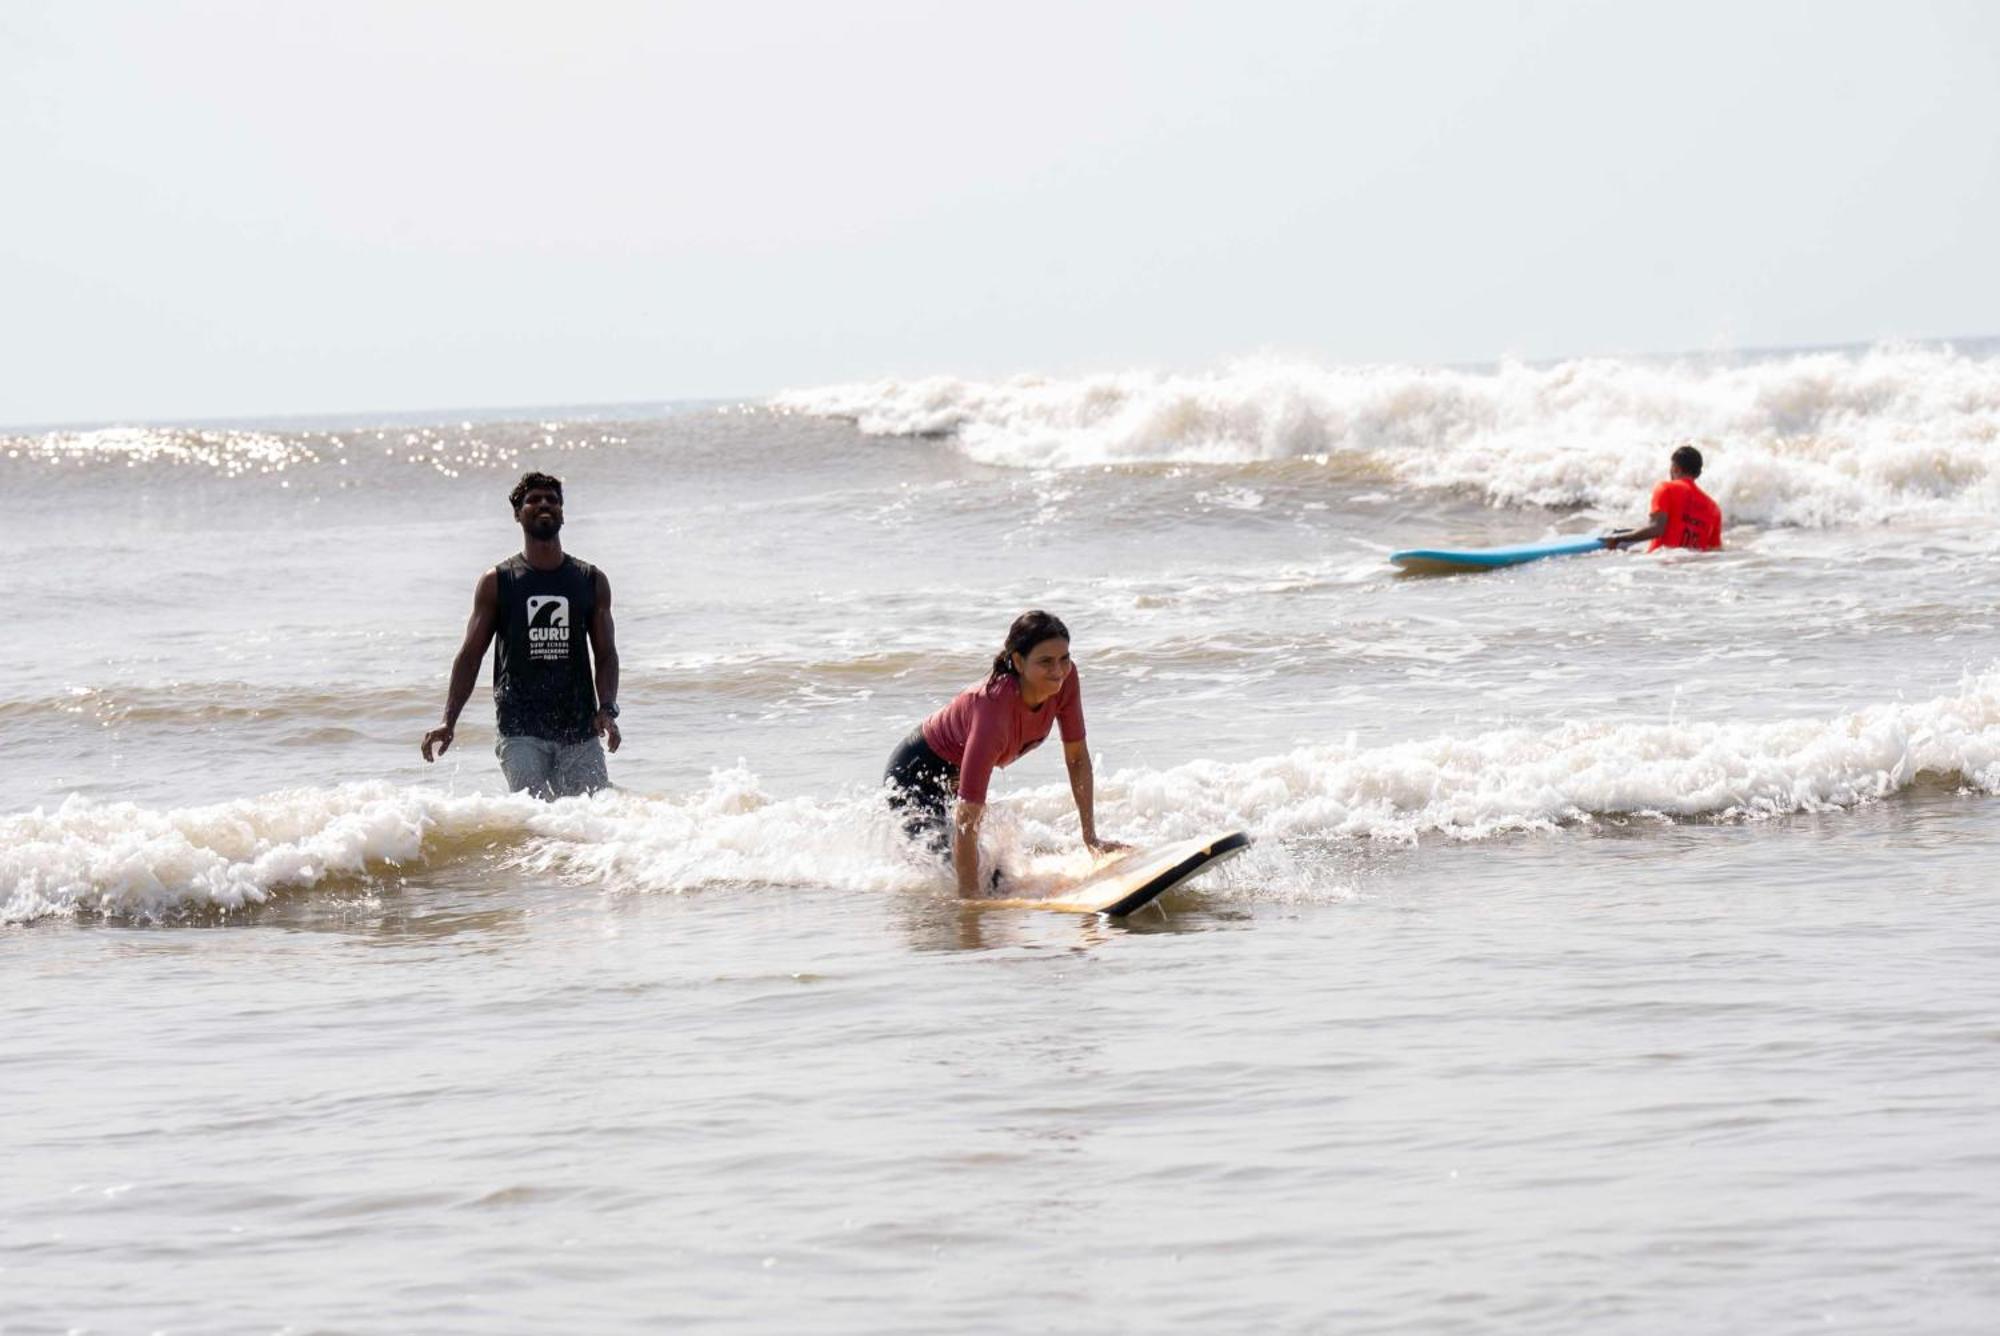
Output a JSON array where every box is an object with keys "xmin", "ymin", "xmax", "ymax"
[{"xmin": 1389, "ymin": 535, "xmax": 1606, "ymax": 574}]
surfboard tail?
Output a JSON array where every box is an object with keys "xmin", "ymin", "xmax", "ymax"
[
  {"xmin": 1097, "ymin": 831, "xmax": 1252, "ymax": 915},
  {"xmin": 967, "ymin": 830, "xmax": 1253, "ymax": 916}
]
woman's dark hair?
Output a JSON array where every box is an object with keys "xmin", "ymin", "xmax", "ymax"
[
  {"xmin": 509, "ymin": 471, "xmax": 564, "ymax": 511},
  {"xmin": 989, "ymin": 610, "xmax": 1071, "ymax": 682}
]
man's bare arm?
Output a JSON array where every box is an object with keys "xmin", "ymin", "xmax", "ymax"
[
  {"xmin": 422, "ymin": 570, "xmax": 499, "ymax": 761},
  {"xmin": 589, "ymin": 568, "xmax": 622, "ymax": 753},
  {"xmin": 1605, "ymin": 509, "xmax": 1668, "ymax": 550}
]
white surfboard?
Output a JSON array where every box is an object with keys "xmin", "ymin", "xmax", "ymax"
[{"xmin": 977, "ymin": 830, "xmax": 1252, "ymax": 916}]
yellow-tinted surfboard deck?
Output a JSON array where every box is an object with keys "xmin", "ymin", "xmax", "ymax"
[{"xmin": 975, "ymin": 830, "xmax": 1252, "ymax": 916}]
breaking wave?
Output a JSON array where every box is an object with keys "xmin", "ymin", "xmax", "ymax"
[
  {"xmin": 776, "ymin": 343, "xmax": 2000, "ymax": 527},
  {"xmin": 9, "ymin": 670, "xmax": 1995, "ymax": 925}
]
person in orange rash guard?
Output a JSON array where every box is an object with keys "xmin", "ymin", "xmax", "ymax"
[{"xmin": 1604, "ymin": 444, "xmax": 1723, "ymax": 552}]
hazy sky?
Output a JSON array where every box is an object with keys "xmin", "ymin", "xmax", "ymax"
[{"xmin": 4, "ymin": 1, "xmax": 1996, "ymax": 426}]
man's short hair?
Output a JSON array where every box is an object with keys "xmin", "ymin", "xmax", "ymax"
[
  {"xmin": 1671, "ymin": 445, "xmax": 1703, "ymax": 479},
  {"xmin": 510, "ymin": 471, "xmax": 564, "ymax": 511}
]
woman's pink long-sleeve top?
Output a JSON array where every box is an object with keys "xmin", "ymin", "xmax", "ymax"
[{"xmin": 920, "ymin": 670, "xmax": 1086, "ymax": 805}]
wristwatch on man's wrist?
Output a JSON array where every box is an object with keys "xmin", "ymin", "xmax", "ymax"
[{"xmin": 601, "ymin": 702, "xmax": 619, "ymax": 718}]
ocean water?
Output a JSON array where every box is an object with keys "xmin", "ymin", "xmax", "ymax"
[{"xmin": 5, "ymin": 343, "xmax": 1999, "ymax": 1331}]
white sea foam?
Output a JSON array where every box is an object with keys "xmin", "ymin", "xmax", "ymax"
[
  {"xmin": 1, "ymin": 784, "xmax": 531, "ymax": 924},
  {"xmin": 0, "ymin": 772, "xmax": 938, "ymax": 927},
  {"xmin": 1202, "ymin": 681, "xmax": 1993, "ymax": 839},
  {"xmin": 775, "ymin": 344, "xmax": 2000, "ymax": 526},
  {"xmin": 9, "ymin": 673, "xmax": 1996, "ymax": 925}
]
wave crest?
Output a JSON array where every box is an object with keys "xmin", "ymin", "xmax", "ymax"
[
  {"xmin": 1071, "ymin": 669, "xmax": 2000, "ymax": 844},
  {"xmin": 776, "ymin": 344, "xmax": 2000, "ymax": 526},
  {"xmin": 8, "ymin": 672, "xmax": 1996, "ymax": 924}
]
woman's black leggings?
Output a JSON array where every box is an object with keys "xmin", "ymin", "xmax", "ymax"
[{"xmin": 884, "ymin": 728, "xmax": 957, "ymax": 860}]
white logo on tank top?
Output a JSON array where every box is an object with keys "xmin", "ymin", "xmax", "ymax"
[{"xmin": 526, "ymin": 595, "xmax": 571, "ymax": 661}]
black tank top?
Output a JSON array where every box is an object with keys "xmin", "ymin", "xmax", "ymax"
[{"xmin": 493, "ymin": 553, "xmax": 599, "ymax": 743}]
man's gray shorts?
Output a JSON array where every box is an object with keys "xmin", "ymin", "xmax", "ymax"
[{"xmin": 496, "ymin": 734, "xmax": 611, "ymax": 799}]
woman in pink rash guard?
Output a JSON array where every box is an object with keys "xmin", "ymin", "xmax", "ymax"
[{"xmin": 883, "ymin": 610, "xmax": 1122, "ymax": 896}]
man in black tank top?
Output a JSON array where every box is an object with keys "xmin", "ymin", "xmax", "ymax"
[{"xmin": 420, "ymin": 471, "xmax": 622, "ymax": 798}]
